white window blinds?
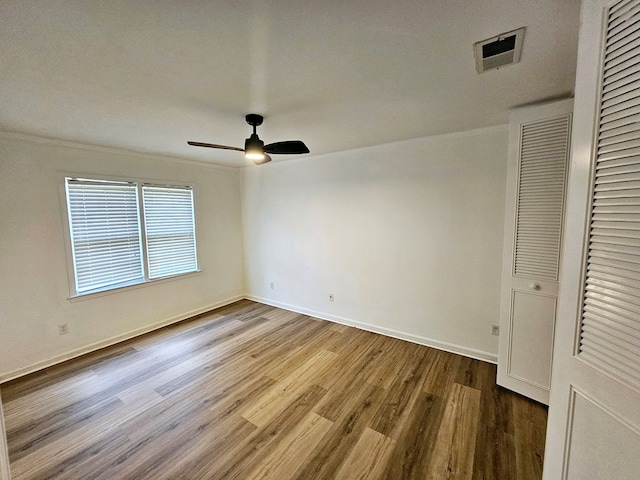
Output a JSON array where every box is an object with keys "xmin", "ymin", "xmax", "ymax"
[
  {"xmin": 66, "ymin": 179, "xmax": 143, "ymax": 293},
  {"xmin": 65, "ymin": 178, "xmax": 198, "ymax": 296},
  {"xmin": 579, "ymin": 0, "xmax": 640, "ymax": 390},
  {"xmin": 142, "ymin": 185, "xmax": 198, "ymax": 279}
]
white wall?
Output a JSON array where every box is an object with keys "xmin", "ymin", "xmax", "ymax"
[
  {"xmin": 0, "ymin": 125, "xmax": 508, "ymax": 381},
  {"xmin": 242, "ymin": 126, "xmax": 508, "ymax": 361},
  {"xmin": 0, "ymin": 133, "xmax": 244, "ymax": 381}
]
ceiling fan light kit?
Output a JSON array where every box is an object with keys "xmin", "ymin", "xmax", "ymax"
[{"xmin": 188, "ymin": 114, "xmax": 309, "ymax": 165}]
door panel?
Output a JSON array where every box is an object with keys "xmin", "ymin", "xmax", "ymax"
[
  {"xmin": 508, "ymin": 291, "xmax": 556, "ymax": 389},
  {"xmin": 565, "ymin": 389, "xmax": 640, "ymax": 479}
]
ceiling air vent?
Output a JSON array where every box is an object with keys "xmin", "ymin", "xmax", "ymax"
[{"xmin": 474, "ymin": 27, "xmax": 525, "ymax": 73}]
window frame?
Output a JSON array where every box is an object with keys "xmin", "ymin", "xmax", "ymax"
[{"xmin": 60, "ymin": 173, "xmax": 201, "ymax": 301}]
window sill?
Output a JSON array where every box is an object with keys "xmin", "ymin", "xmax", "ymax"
[{"xmin": 68, "ymin": 270, "xmax": 202, "ymax": 303}]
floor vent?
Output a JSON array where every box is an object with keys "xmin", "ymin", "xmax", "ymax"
[{"xmin": 474, "ymin": 27, "xmax": 525, "ymax": 73}]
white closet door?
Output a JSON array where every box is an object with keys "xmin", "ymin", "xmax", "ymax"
[
  {"xmin": 498, "ymin": 99, "xmax": 572, "ymax": 405},
  {"xmin": 544, "ymin": 0, "xmax": 640, "ymax": 477}
]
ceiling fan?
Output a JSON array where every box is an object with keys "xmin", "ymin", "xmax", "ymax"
[{"xmin": 188, "ymin": 114, "xmax": 310, "ymax": 165}]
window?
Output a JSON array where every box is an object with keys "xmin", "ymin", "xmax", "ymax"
[
  {"xmin": 142, "ymin": 185, "xmax": 198, "ymax": 279},
  {"xmin": 65, "ymin": 177, "xmax": 198, "ymax": 296}
]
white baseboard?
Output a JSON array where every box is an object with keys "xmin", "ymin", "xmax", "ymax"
[
  {"xmin": 0, "ymin": 295, "xmax": 244, "ymax": 383},
  {"xmin": 246, "ymin": 295, "xmax": 498, "ymax": 364}
]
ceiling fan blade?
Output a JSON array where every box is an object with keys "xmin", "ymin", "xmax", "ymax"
[
  {"xmin": 253, "ymin": 154, "xmax": 272, "ymax": 165},
  {"xmin": 264, "ymin": 140, "xmax": 310, "ymax": 155},
  {"xmin": 187, "ymin": 141, "xmax": 244, "ymax": 152}
]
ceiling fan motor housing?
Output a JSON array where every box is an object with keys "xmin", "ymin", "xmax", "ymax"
[{"xmin": 245, "ymin": 133, "xmax": 264, "ymax": 150}]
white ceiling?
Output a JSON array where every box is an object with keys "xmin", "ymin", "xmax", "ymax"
[{"xmin": 0, "ymin": 0, "xmax": 581, "ymax": 167}]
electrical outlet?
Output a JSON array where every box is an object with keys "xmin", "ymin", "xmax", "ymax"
[
  {"xmin": 58, "ymin": 323, "xmax": 69, "ymax": 335},
  {"xmin": 329, "ymin": 293, "xmax": 334, "ymax": 302},
  {"xmin": 491, "ymin": 324, "xmax": 500, "ymax": 336},
  {"xmin": 270, "ymin": 282, "xmax": 274, "ymax": 290}
]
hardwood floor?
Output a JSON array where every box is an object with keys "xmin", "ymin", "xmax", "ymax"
[{"xmin": 1, "ymin": 300, "xmax": 547, "ymax": 479}]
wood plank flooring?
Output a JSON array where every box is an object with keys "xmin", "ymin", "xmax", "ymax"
[{"xmin": 1, "ymin": 300, "xmax": 548, "ymax": 479}]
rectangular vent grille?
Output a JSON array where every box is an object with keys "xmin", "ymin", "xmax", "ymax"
[
  {"xmin": 514, "ymin": 115, "xmax": 571, "ymax": 280},
  {"xmin": 474, "ymin": 27, "xmax": 525, "ymax": 73},
  {"xmin": 579, "ymin": 0, "xmax": 640, "ymax": 391}
]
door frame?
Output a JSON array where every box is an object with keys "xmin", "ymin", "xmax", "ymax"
[{"xmin": 0, "ymin": 388, "xmax": 11, "ymax": 480}]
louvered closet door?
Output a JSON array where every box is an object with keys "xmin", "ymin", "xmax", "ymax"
[
  {"xmin": 543, "ymin": 1, "xmax": 640, "ymax": 477},
  {"xmin": 498, "ymin": 99, "xmax": 573, "ymax": 405}
]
